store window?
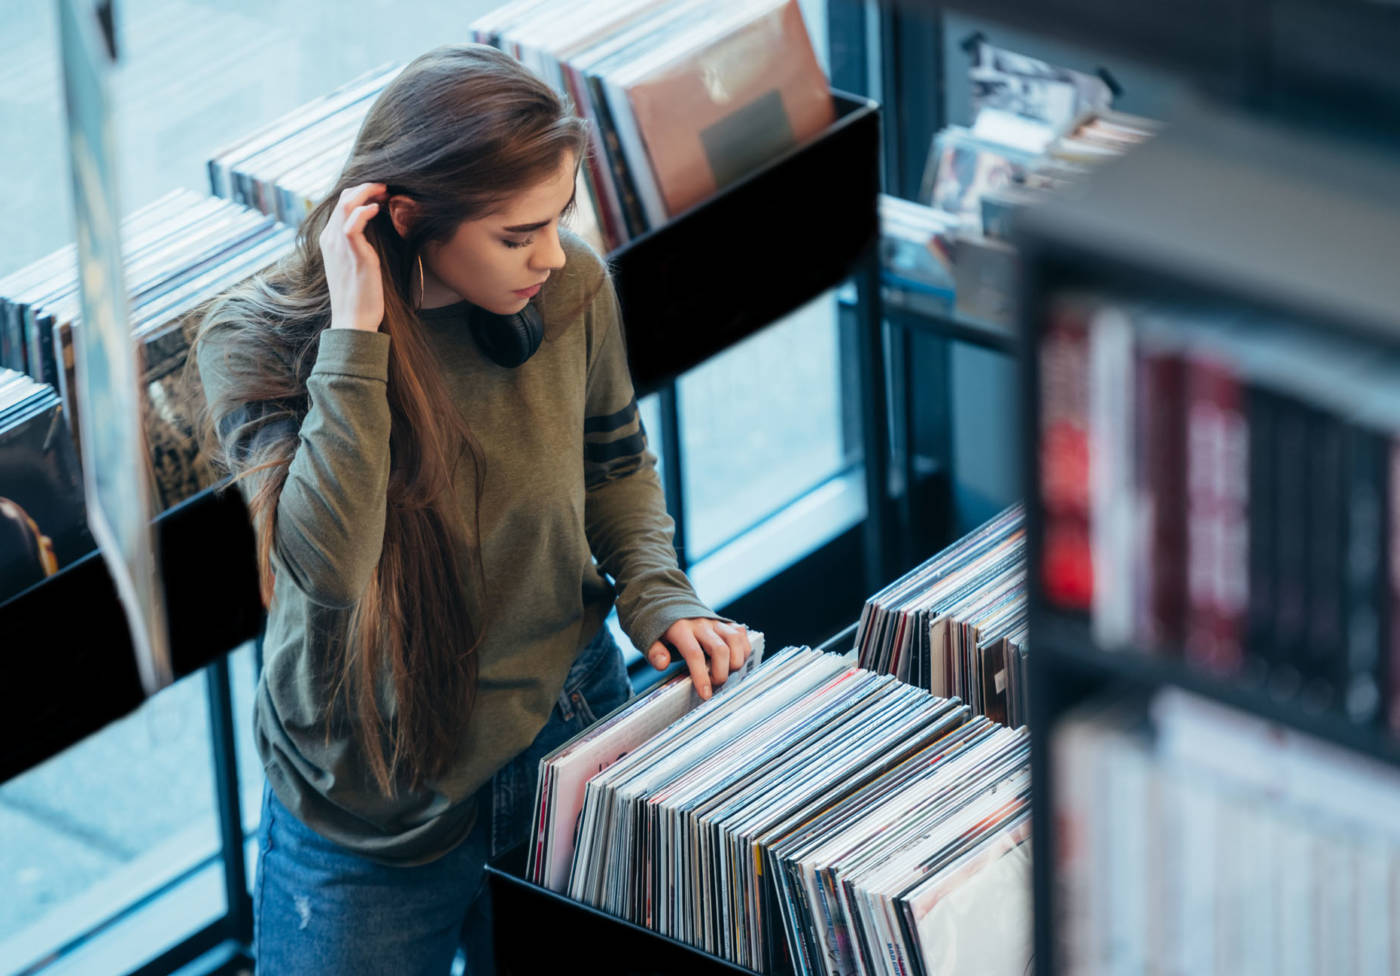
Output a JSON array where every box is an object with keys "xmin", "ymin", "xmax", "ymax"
[
  {"xmin": 639, "ymin": 393, "xmax": 664, "ymax": 493},
  {"xmin": 5, "ymin": 0, "xmax": 508, "ymax": 274},
  {"xmin": 0, "ymin": 676, "xmax": 224, "ymax": 972},
  {"xmin": 229, "ymin": 643, "xmax": 265, "ymax": 841},
  {"xmin": 679, "ymin": 294, "xmax": 849, "ymax": 562}
]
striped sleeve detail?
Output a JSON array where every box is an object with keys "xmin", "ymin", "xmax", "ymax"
[
  {"xmin": 585, "ymin": 430, "xmax": 646, "ymax": 464},
  {"xmin": 584, "ymin": 398, "xmax": 647, "ymax": 487},
  {"xmin": 583, "ymin": 396, "xmax": 638, "ymax": 434}
]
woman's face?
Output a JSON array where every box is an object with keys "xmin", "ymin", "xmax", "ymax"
[{"xmin": 419, "ymin": 151, "xmax": 577, "ymax": 315}]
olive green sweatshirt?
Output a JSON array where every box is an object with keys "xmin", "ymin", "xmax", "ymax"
[{"xmin": 198, "ymin": 231, "xmax": 716, "ymax": 864}]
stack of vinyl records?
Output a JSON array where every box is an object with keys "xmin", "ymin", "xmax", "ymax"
[
  {"xmin": 920, "ymin": 37, "xmax": 1158, "ymax": 238},
  {"xmin": 931, "ymin": 105, "xmax": 1158, "ymax": 246},
  {"xmin": 206, "ymin": 63, "xmax": 401, "ymax": 228},
  {"xmin": 205, "ymin": 60, "xmax": 609, "ymax": 254},
  {"xmin": 0, "ymin": 188, "xmax": 295, "ymax": 510},
  {"xmin": 0, "ymin": 370, "xmax": 92, "ymax": 602},
  {"xmin": 1055, "ymin": 688, "xmax": 1400, "ymax": 973},
  {"xmin": 920, "ymin": 114, "xmax": 1045, "ymax": 231},
  {"xmin": 879, "ymin": 194, "xmax": 959, "ymax": 309},
  {"xmin": 528, "ymin": 631, "xmax": 767, "ymax": 893},
  {"xmin": 855, "ymin": 505, "xmax": 1029, "ymax": 727},
  {"xmin": 537, "ymin": 644, "xmax": 1032, "ymax": 975},
  {"xmin": 1, "ymin": 244, "xmax": 73, "ymax": 381},
  {"xmin": 473, "ymin": 0, "xmax": 834, "ymax": 253},
  {"xmin": 909, "ymin": 40, "xmax": 1157, "ymax": 326},
  {"xmin": 769, "ymin": 712, "xmax": 1030, "ymax": 976},
  {"xmin": 1044, "ymin": 108, "xmax": 1159, "ymax": 167}
]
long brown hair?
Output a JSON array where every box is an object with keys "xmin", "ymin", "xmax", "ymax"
[{"xmin": 196, "ymin": 45, "xmax": 589, "ymax": 796}]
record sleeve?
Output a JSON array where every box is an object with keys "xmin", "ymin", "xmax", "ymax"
[
  {"xmin": 0, "ymin": 377, "xmax": 93, "ymax": 601},
  {"xmin": 616, "ymin": 0, "xmax": 833, "ymax": 220},
  {"xmin": 58, "ymin": 0, "xmax": 171, "ymax": 694}
]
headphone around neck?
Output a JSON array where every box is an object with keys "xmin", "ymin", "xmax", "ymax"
[
  {"xmin": 417, "ymin": 252, "xmax": 543, "ymax": 369},
  {"xmin": 467, "ymin": 301, "xmax": 544, "ymax": 369}
]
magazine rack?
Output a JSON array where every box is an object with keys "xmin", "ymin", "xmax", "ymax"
[
  {"xmin": 1, "ymin": 94, "xmax": 882, "ymax": 784},
  {"xmin": 1018, "ymin": 102, "xmax": 1400, "ymax": 976}
]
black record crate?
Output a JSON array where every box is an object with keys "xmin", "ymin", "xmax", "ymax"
[{"xmin": 487, "ymin": 854, "xmax": 771, "ymax": 976}]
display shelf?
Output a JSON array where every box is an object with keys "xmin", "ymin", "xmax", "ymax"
[
  {"xmin": 1035, "ymin": 612, "xmax": 1400, "ymax": 769},
  {"xmin": 1018, "ymin": 100, "xmax": 1400, "ymax": 349},
  {"xmin": 840, "ymin": 276, "xmax": 1018, "ymax": 358},
  {"xmin": 617, "ymin": 92, "xmax": 880, "ymax": 397},
  {"xmin": 1020, "ymin": 95, "xmax": 1400, "ymax": 976},
  {"xmin": 0, "ymin": 484, "xmax": 262, "ymax": 783},
  {"xmin": 883, "ymin": 279, "xmax": 1018, "ymax": 354},
  {"xmin": 485, "ymin": 618, "xmax": 867, "ymax": 976}
]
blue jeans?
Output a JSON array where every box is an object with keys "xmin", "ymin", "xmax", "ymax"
[{"xmin": 253, "ymin": 624, "xmax": 633, "ymax": 976}]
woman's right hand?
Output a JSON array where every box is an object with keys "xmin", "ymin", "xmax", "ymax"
[{"xmin": 321, "ymin": 182, "xmax": 388, "ymax": 332}]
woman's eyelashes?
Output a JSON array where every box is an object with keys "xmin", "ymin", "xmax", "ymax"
[{"xmin": 502, "ymin": 237, "xmax": 532, "ymax": 250}]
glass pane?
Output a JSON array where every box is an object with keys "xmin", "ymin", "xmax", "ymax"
[
  {"xmin": 2, "ymin": 0, "xmax": 507, "ymax": 278},
  {"xmin": 3, "ymin": 1, "xmax": 67, "ymax": 276},
  {"xmin": 797, "ymin": 0, "xmax": 829, "ymax": 75},
  {"xmin": 639, "ymin": 392, "xmax": 664, "ymax": 496},
  {"xmin": 678, "ymin": 293, "xmax": 845, "ymax": 559},
  {"xmin": 950, "ymin": 342, "xmax": 1020, "ymax": 533},
  {"xmin": 230, "ymin": 640, "xmax": 265, "ymax": 838},
  {"xmin": 0, "ymin": 674, "xmax": 222, "ymax": 962}
]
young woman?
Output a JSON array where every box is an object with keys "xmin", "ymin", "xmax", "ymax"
[{"xmin": 195, "ymin": 44, "xmax": 751, "ymax": 975}]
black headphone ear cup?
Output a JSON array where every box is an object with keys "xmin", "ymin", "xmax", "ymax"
[
  {"xmin": 516, "ymin": 302, "xmax": 544, "ymax": 358},
  {"xmin": 468, "ymin": 302, "xmax": 545, "ymax": 368}
]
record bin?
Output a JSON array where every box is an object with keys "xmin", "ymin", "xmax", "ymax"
[
  {"xmin": 1017, "ymin": 100, "xmax": 1400, "ymax": 976},
  {"xmin": 616, "ymin": 92, "xmax": 880, "ymax": 395},
  {"xmin": 486, "ymin": 851, "xmax": 772, "ymax": 976},
  {"xmin": 0, "ymin": 483, "xmax": 263, "ymax": 782},
  {"xmin": 1, "ymin": 95, "xmax": 883, "ymax": 783},
  {"xmin": 484, "ymin": 624, "xmax": 858, "ymax": 976}
]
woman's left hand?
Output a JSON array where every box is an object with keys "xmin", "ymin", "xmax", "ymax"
[{"xmin": 647, "ymin": 619, "xmax": 753, "ymax": 700}]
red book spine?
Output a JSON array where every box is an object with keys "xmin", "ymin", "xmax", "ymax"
[
  {"xmin": 1041, "ymin": 300, "xmax": 1093, "ymax": 611},
  {"xmin": 1133, "ymin": 343, "xmax": 1187, "ymax": 650},
  {"xmin": 1184, "ymin": 353, "xmax": 1249, "ymax": 674}
]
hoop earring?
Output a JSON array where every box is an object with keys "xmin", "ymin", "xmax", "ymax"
[{"xmin": 416, "ymin": 253, "xmax": 425, "ymax": 311}]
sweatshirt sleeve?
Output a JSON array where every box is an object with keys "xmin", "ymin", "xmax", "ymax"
[
  {"xmin": 581, "ymin": 278, "xmax": 723, "ymax": 651},
  {"xmin": 197, "ymin": 326, "xmax": 392, "ymax": 608}
]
